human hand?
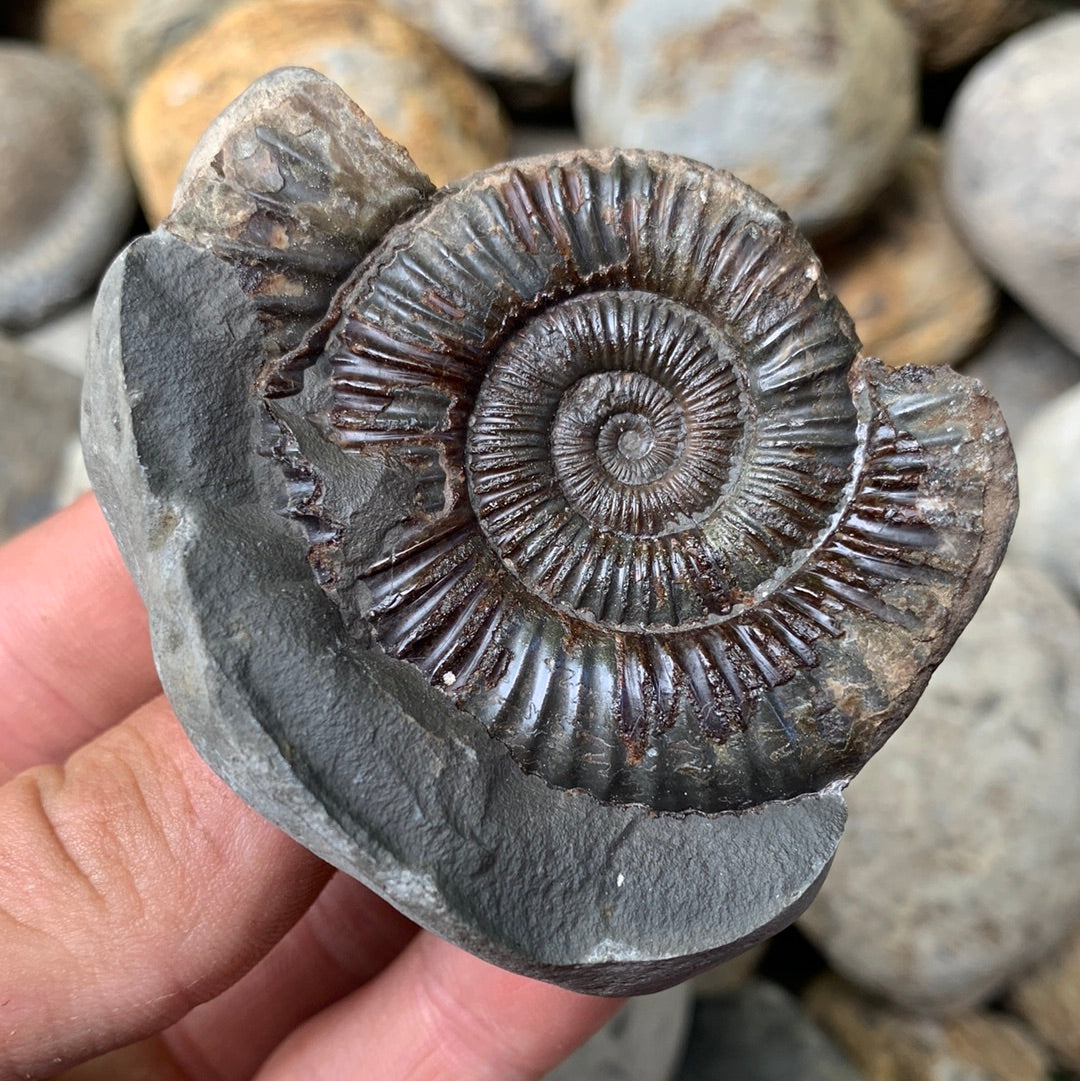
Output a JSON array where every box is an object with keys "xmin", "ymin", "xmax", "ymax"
[{"xmin": 0, "ymin": 495, "xmax": 622, "ymax": 1080}]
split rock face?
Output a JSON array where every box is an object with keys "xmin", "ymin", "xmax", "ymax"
[{"xmin": 83, "ymin": 69, "xmax": 1017, "ymax": 994}]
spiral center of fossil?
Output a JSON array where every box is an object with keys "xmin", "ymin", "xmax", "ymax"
[
  {"xmin": 466, "ymin": 289, "xmax": 749, "ymax": 629},
  {"xmin": 613, "ymin": 422, "xmax": 652, "ymax": 461},
  {"xmin": 552, "ymin": 372, "xmax": 687, "ymax": 496}
]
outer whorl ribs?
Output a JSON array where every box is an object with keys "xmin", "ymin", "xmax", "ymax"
[{"xmin": 267, "ymin": 150, "xmax": 1002, "ymax": 813}]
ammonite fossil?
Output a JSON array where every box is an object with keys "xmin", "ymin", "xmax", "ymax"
[{"xmin": 84, "ymin": 68, "xmax": 1017, "ymax": 993}]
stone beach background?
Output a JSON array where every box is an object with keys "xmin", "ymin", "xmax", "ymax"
[{"xmin": 2, "ymin": 0, "xmax": 1080, "ymax": 1077}]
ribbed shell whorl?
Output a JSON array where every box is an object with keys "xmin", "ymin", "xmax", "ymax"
[{"xmin": 269, "ymin": 150, "xmax": 977, "ymax": 813}]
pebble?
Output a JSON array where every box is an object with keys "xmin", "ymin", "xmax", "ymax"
[
  {"xmin": 575, "ymin": 0, "xmax": 917, "ymax": 235},
  {"xmin": 380, "ymin": 0, "xmax": 601, "ymax": 105},
  {"xmin": 544, "ymin": 983, "xmax": 692, "ymax": 1081},
  {"xmin": 889, "ymin": 0, "xmax": 1048, "ymax": 70},
  {"xmin": 676, "ymin": 979, "xmax": 866, "ymax": 1081},
  {"xmin": 944, "ymin": 14, "xmax": 1080, "ymax": 352},
  {"xmin": 0, "ymin": 43, "xmax": 134, "ymax": 330},
  {"xmin": 691, "ymin": 942, "xmax": 767, "ymax": 998},
  {"xmin": 800, "ymin": 560, "xmax": 1080, "ymax": 1013},
  {"xmin": 1008, "ymin": 383, "xmax": 1080, "ymax": 600},
  {"xmin": 16, "ymin": 299, "xmax": 96, "ymax": 377},
  {"xmin": 806, "ymin": 973, "xmax": 1051, "ymax": 1081},
  {"xmin": 39, "ymin": 0, "xmax": 230, "ymax": 100},
  {"xmin": 1008, "ymin": 920, "xmax": 1080, "ymax": 1072},
  {"xmin": 126, "ymin": 0, "xmax": 509, "ymax": 223},
  {"xmin": 818, "ymin": 133, "xmax": 996, "ymax": 368},
  {"xmin": 0, "ymin": 336, "xmax": 83, "ymax": 542},
  {"xmin": 961, "ymin": 306, "xmax": 1080, "ymax": 439},
  {"xmin": 507, "ymin": 125, "xmax": 583, "ymax": 161}
]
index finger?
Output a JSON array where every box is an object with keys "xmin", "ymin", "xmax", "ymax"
[{"xmin": 0, "ymin": 494, "xmax": 159, "ymax": 779}]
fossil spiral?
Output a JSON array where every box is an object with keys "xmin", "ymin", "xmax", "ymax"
[{"xmin": 257, "ymin": 148, "xmax": 1005, "ymax": 814}]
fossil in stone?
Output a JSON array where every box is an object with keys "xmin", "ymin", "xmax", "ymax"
[
  {"xmin": 85, "ymin": 67, "xmax": 1018, "ymax": 992},
  {"xmin": 257, "ymin": 147, "xmax": 1013, "ymax": 814}
]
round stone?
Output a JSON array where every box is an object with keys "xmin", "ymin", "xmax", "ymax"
[
  {"xmin": 0, "ymin": 335, "xmax": 83, "ymax": 540},
  {"xmin": 39, "ymin": 0, "xmax": 230, "ymax": 99},
  {"xmin": 379, "ymin": 0, "xmax": 603, "ymax": 104},
  {"xmin": 574, "ymin": 0, "xmax": 918, "ymax": 235},
  {"xmin": 944, "ymin": 14, "xmax": 1080, "ymax": 353},
  {"xmin": 807, "ymin": 974, "xmax": 1052, "ymax": 1081},
  {"xmin": 1008, "ymin": 382, "xmax": 1080, "ymax": 600},
  {"xmin": 818, "ymin": 133, "xmax": 997, "ymax": 368},
  {"xmin": 891, "ymin": 0, "xmax": 1047, "ymax": 70},
  {"xmin": 960, "ymin": 306, "xmax": 1080, "ymax": 439},
  {"xmin": 800, "ymin": 560, "xmax": 1080, "ymax": 1012},
  {"xmin": 126, "ymin": 0, "xmax": 509, "ymax": 223},
  {"xmin": 0, "ymin": 43, "xmax": 134, "ymax": 330}
]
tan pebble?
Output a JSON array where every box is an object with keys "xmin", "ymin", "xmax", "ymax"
[
  {"xmin": 890, "ymin": 0, "xmax": 1050, "ymax": 70},
  {"xmin": 126, "ymin": 0, "xmax": 509, "ymax": 223},
  {"xmin": 818, "ymin": 133, "xmax": 997, "ymax": 368},
  {"xmin": 1008, "ymin": 919, "xmax": 1080, "ymax": 1070},
  {"xmin": 39, "ymin": 0, "xmax": 232, "ymax": 99},
  {"xmin": 805, "ymin": 973, "xmax": 1050, "ymax": 1081}
]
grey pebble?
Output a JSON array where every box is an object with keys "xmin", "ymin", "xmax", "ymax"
[
  {"xmin": 575, "ymin": 0, "xmax": 917, "ymax": 235},
  {"xmin": 545, "ymin": 984, "xmax": 692, "ymax": 1081},
  {"xmin": 675, "ymin": 979, "xmax": 866, "ymax": 1081},
  {"xmin": 0, "ymin": 335, "xmax": 82, "ymax": 541},
  {"xmin": 0, "ymin": 43, "xmax": 134, "ymax": 331},
  {"xmin": 961, "ymin": 306, "xmax": 1080, "ymax": 439},
  {"xmin": 1008, "ymin": 382, "xmax": 1080, "ymax": 601},
  {"xmin": 944, "ymin": 14, "xmax": 1080, "ymax": 352}
]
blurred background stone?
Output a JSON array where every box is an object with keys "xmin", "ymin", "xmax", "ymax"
[
  {"xmin": 381, "ymin": 0, "xmax": 602, "ymax": 108},
  {"xmin": 961, "ymin": 306, "xmax": 1080, "ymax": 438},
  {"xmin": 2, "ymin": 0, "xmax": 1080, "ymax": 1074},
  {"xmin": 1008, "ymin": 383, "xmax": 1080, "ymax": 601},
  {"xmin": 800, "ymin": 560, "xmax": 1080, "ymax": 1013},
  {"xmin": 0, "ymin": 336, "xmax": 82, "ymax": 541},
  {"xmin": 676, "ymin": 979, "xmax": 866, "ymax": 1081},
  {"xmin": 575, "ymin": 0, "xmax": 917, "ymax": 236},
  {"xmin": 38, "ymin": 0, "xmax": 229, "ymax": 100},
  {"xmin": 16, "ymin": 298, "xmax": 95, "ymax": 377},
  {"xmin": 0, "ymin": 42, "xmax": 134, "ymax": 330},
  {"xmin": 125, "ymin": 0, "xmax": 509, "ymax": 223},
  {"xmin": 817, "ymin": 133, "xmax": 996, "ymax": 367},
  {"xmin": 507, "ymin": 124, "xmax": 583, "ymax": 160},
  {"xmin": 805, "ymin": 973, "xmax": 1051, "ymax": 1081},
  {"xmin": 691, "ymin": 942, "xmax": 767, "ymax": 998},
  {"xmin": 944, "ymin": 14, "xmax": 1080, "ymax": 352},
  {"xmin": 1008, "ymin": 920, "xmax": 1080, "ymax": 1073},
  {"xmin": 544, "ymin": 984, "xmax": 692, "ymax": 1081},
  {"xmin": 888, "ymin": 0, "xmax": 1051, "ymax": 70}
]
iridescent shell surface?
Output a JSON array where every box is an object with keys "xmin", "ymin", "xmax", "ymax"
[{"xmin": 263, "ymin": 149, "xmax": 1007, "ymax": 813}]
